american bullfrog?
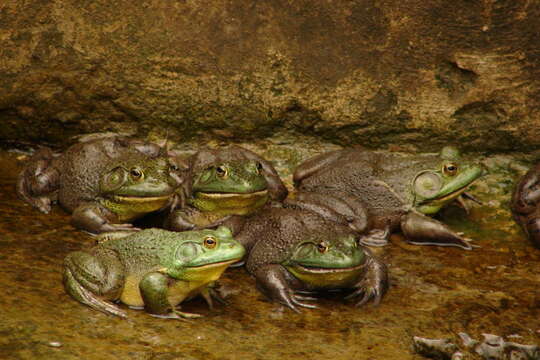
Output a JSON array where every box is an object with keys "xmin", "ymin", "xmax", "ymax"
[
  {"xmin": 294, "ymin": 146, "xmax": 484, "ymax": 250},
  {"xmin": 63, "ymin": 226, "xmax": 245, "ymax": 319},
  {"xmin": 17, "ymin": 136, "xmax": 186, "ymax": 234},
  {"xmin": 166, "ymin": 146, "xmax": 288, "ymax": 232},
  {"xmin": 235, "ymin": 205, "xmax": 388, "ymax": 312},
  {"xmin": 511, "ymin": 163, "xmax": 540, "ymax": 248}
]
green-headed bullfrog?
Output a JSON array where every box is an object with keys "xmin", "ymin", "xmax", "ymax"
[
  {"xmin": 17, "ymin": 136, "xmax": 187, "ymax": 234},
  {"xmin": 235, "ymin": 206, "xmax": 387, "ymax": 312},
  {"xmin": 63, "ymin": 226, "xmax": 245, "ymax": 319},
  {"xmin": 166, "ymin": 145, "xmax": 288, "ymax": 232},
  {"xmin": 294, "ymin": 146, "xmax": 484, "ymax": 250},
  {"xmin": 511, "ymin": 163, "xmax": 540, "ymax": 248}
]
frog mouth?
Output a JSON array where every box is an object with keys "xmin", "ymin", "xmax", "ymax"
[
  {"xmin": 188, "ymin": 259, "xmax": 241, "ymax": 269},
  {"xmin": 110, "ymin": 194, "xmax": 173, "ymax": 203},
  {"xmin": 196, "ymin": 189, "xmax": 268, "ymax": 199},
  {"xmin": 291, "ymin": 261, "xmax": 366, "ymax": 274},
  {"xmin": 429, "ymin": 185, "xmax": 470, "ymax": 203}
]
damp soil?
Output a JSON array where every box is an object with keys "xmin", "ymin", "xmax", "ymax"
[{"xmin": 1, "ymin": 144, "xmax": 539, "ymax": 360}]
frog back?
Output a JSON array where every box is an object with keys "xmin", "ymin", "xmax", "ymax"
[{"xmin": 96, "ymin": 229, "xmax": 176, "ymax": 275}]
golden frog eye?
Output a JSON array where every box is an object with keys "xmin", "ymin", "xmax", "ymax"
[
  {"xmin": 130, "ymin": 168, "xmax": 143, "ymax": 180},
  {"xmin": 317, "ymin": 242, "xmax": 329, "ymax": 253},
  {"xmin": 203, "ymin": 236, "xmax": 217, "ymax": 249},
  {"xmin": 216, "ymin": 166, "xmax": 228, "ymax": 178},
  {"xmin": 443, "ymin": 163, "xmax": 458, "ymax": 176}
]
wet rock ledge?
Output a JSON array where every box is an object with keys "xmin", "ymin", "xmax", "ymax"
[{"xmin": 1, "ymin": 0, "xmax": 540, "ymax": 151}]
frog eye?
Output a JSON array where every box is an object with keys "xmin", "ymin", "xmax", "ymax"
[
  {"xmin": 169, "ymin": 163, "xmax": 179, "ymax": 172},
  {"xmin": 216, "ymin": 166, "xmax": 228, "ymax": 179},
  {"xmin": 255, "ymin": 162, "xmax": 263, "ymax": 174},
  {"xmin": 130, "ymin": 168, "xmax": 143, "ymax": 180},
  {"xmin": 203, "ymin": 235, "xmax": 217, "ymax": 249},
  {"xmin": 443, "ymin": 163, "xmax": 458, "ymax": 176},
  {"xmin": 317, "ymin": 242, "xmax": 329, "ymax": 253}
]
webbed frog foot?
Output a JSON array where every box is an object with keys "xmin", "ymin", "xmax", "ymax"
[
  {"xmin": 254, "ymin": 264, "xmax": 318, "ymax": 313},
  {"xmin": 401, "ymin": 211, "xmax": 473, "ymax": 250}
]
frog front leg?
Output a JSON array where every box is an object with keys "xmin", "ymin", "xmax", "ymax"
[
  {"xmin": 16, "ymin": 147, "xmax": 60, "ymax": 213},
  {"xmin": 345, "ymin": 251, "xmax": 388, "ymax": 307},
  {"xmin": 253, "ymin": 264, "xmax": 318, "ymax": 313},
  {"xmin": 71, "ymin": 202, "xmax": 141, "ymax": 234},
  {"xmin": 63, "ymin": 249, "xmax": 127, "ymax": 318},
  {"xmin": 139, "ymin": 272, "xmax": 202, "ymax": 319},
  {"xmin": 400, "ymin": 211, "xmax": 473, "ymax": 250}
]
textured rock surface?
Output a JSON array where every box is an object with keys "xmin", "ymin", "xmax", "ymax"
[{"xmin": 1, "ymin": 0, "xmax": 540, "ymax": 151}]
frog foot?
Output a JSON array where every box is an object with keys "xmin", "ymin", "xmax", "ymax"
[
  {"xmin": 401, "ymin": 211, "xmax": 473, "ymax": 250},
  {"xmin": 255, "ymin": 264, "xmax": 318, "ymax": 313},
  {"xmin": 150, "ymin": 309, "xmax": 202, "ymax": 320},
  {"xmin": 345, "ymin": 255, "xmax": 388, "ymax": 307},
  {"xmin": 200, "ymin": 286, "xmax": 228, "ymax": 310},
  {"xmin": 359, "ymin": 227, "xmax": 390, "ymax": 247}
]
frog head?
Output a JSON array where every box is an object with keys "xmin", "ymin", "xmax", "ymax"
[
  {"xmin": 283, "ymin": 233, "xmax": 367, "ymax": 288},
  {"xmin": 165, "ymin": 226, "xmax": 245, "ymax": 281},
  {"xmin": 187, "ymin": 146, "xmax": 287, "ymax": 216},
  {"xmin": 411, "ymin": 146, "xmax": 484, "ymax": 214},
  {"xmin": 99, "ymin": 153, "xmax": 182, "ymax": 219}
]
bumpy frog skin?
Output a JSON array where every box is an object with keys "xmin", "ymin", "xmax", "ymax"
[
  {"xmin": 166, "ymin": 146, "xmax": 288, "ymax": 232},
  {"xmin": 294, "ymin": 146, "xmax": 484, "ymax": 250},
  {"xmin": 511, "ymin": 163, "xmax": 540, "ymax": 248},
  {"xmin": 235, "ymin": 206, "xmax": 388, "ymax": 312},
  {"xmin": 17, "ymin": 136, "xmax": 186, "ymax": 234},
  {"xmin": 63, "ymin": 226, "xmax": 245, "ymax": 319}
]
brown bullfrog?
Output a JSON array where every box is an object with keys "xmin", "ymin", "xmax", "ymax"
[
  {"xmin": 511, "ymin": 163, "xmax": 540, "ymax": 248},
  {"xmin": 234, "ymin": 204, "xmax": 388, "ymax": 312},
  {"xmin": 63, "ymin": 226, "xmax": 245, "ymax": 319},
  {"xmin": 17, "ymin": 136, "xmax": 186, "ymax": 234},
  {"xmin": 166, "ymin": 145, "xmax": 288, "ymax": 232},
  {"xmin": 294, "ymin": 146, "xmax": 484, "ymax": 250}
]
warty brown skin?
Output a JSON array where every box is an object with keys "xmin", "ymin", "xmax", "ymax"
[
  {"xmin": 234, "ymin": 204, "xmax": 388, "ymax": 312},
  {"xmin": 294, "ymin": 147, "xmax": 477, "ymax": 250},
  {"xmin": 17, "ymin": 136, "xmax": 186, "ymax": 234}
]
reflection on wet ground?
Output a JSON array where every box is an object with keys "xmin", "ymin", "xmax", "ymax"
[{"xmin": 1, "ymin": 145, "xmax": 539, "ymax": 359}]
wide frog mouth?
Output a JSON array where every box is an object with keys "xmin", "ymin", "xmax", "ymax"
[
  {"xmin": 195, "ymin": 189, "xmax": 268, "ymax": 199},
  {"xmin": 190, "ymin": 189, "xmax": 270, "ymax": 215},
  {"xmin": 108, "ymin": 193, "xmax": 174, "ymax": 203},
  {"xmin": 284, "ymin": 261, "xmax": 367, "ymax": 288}
]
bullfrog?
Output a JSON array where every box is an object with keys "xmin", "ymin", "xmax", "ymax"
[
  {"xmin": 166, "ymin": 146, "xmax": 288, "ymax": 232},
  {"xmin": 17, "ymin": 136, "xmax": 187, "ymax": 234},
  {"xmin": 511, "ymin": 163, "xmax": 540, "ymax": 248},
  {"xmin": 235, "ymin": 206, "xmax": 388, "ymax": 312},
  {"xmin": 294, "ymin": 146, "xmax": 484, "ymax": 250},
  {"xmin": 63, "ymin": 226, "xmax": 245, "ymax": 319}
]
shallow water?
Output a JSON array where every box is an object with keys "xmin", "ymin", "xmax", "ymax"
[{"xmin": 1, "ymin": 146, "xmax": 539, "ymax": 360}]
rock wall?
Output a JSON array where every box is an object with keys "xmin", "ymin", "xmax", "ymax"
[{"xmin": 1, "ymin": 0, "xmax": 539, "ymax": 151}]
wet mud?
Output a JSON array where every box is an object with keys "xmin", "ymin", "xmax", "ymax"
[{"xmin": 1, "ymin": 144, "xmax": 539, "ymax": 360}]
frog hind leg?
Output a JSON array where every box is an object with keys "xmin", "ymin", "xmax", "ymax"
[
  {"xmin": 63, "ymin": 249, "xmax": 127, "ymax": 318},
  {"xmin": 139, "ymin": 272, "xmax": 202, "ymax": 319},
  {"xmin": 16, "ymin": 147, "xmax": 60, "ymax": 214},
  {"xmin": 400, "ymin": 211, "xmax": 473, "ymax": 250}
]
